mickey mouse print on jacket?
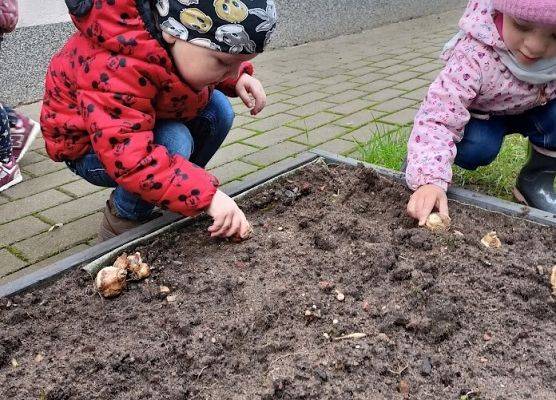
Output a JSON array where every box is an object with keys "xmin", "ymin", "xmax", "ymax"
[
  {"xmin": 40, "ymin": 0, "xmax": 263, "ymax": 217},
  {"xmin": 406, "ymin": 0, "xmax": 556, "ymax": 191}
]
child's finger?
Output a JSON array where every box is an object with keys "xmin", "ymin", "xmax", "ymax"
[
  {"xmin": 437, "ymin": 195, "xmax": 450, "ymax": 218},
  {"xmin": 208, "ymin": 214, "xmax": 224, "ymax": 232},
  {"xmin": 212, "ymin": 214, "xmax": 233, "ymax": 237},
  {"xmin": 225, "ymin": 214, "xmax": 241, "ymax": 238},
  {"xmin": 251, "ymin": 88, "xmax": 267, "ymax": 115},
  {"xmin": 417, "ymin": 196, "xmax": 435, "ymax": 226},
  {"xmin": 237, "ymin": 85, "xmax": 254, "ymax": 109}
]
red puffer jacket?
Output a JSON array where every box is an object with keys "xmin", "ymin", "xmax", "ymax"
[
  {"xmin": 0, "ymin": 0, "xmax": 18, "ymax": 34},
  {"xmin": 41, "ymin": 0, "xmax": 253, "ymax": 217}
]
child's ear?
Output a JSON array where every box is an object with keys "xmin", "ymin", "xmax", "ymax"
[{"xmin": 162, "ymin": 31, "xmax": 177, "ymax": 45}]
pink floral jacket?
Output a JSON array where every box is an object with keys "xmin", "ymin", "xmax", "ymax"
[
  {"xmin": 0, "ymin": 0, "xmax": 18, "ymax": 35},
  {"xmin": 406, "ymin": 0, "xmax": 556, "ymax": 191}
]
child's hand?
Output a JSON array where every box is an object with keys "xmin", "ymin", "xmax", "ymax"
[
  {"xmin": 407, "ymin": 184, "xmax": 449, "ymax": 226},
  {"xmin": 206, "ymin": 189, "xmax": 251, "ymax": 239},
  {"xmin": 236, "ymin": 74, "xmax": 266, "ymax": 116}
]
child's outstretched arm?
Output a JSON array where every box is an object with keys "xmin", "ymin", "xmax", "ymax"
[{"xmin": 406, "ymin": 49, "xmax": 482, "ymax": 224}]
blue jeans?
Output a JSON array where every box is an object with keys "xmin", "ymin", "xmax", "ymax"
[
  {"xmin": 67, "ymin": 90, "xmax": 234, "ymax": 220},
  {"xmin": 455, "ymin": 100, "xmax": 556, "ymax": 170}
]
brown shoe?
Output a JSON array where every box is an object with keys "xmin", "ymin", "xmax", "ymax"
[{"xmin": 98, "ymin": 192, "xmax": 160, "ymax": 242}]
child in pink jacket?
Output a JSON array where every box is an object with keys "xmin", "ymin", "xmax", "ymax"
[{"xmin": 406, "ymin": 0, "xmax": 556, "ymax": 224}]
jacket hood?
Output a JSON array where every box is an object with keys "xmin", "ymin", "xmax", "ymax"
[{"xmin": 459, "ymin": 0, "xmax": 507, "ymax": 50}]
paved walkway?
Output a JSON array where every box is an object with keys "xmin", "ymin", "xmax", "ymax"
[{"xmin": 0, "ymin": 9, "xmax": 461, "ymax": 283}]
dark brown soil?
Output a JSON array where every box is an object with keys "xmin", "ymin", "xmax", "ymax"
[{"xmin": 1, "ymin": 162, "xmax": 555, "ymax": 400}]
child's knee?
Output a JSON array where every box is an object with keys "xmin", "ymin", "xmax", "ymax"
[{"xmin": 455, "ymin": 142, "xmax": 500, "ymax": 170}]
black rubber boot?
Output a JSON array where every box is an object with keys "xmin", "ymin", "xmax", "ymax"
[{"xmin": 513, "ymin": 144, "xmax": 556, "ymax": 214}]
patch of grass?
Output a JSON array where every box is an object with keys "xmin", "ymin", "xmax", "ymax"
[{"xmin": 357, "ymin": 124, "xmax": 529, "ymax": 201}]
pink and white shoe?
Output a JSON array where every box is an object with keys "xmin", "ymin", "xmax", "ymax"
[
  {"xmin": 6, "ymin": 108, "xmax": 41, "ymax": 162},
  {"xmin": 0, "ymin": 157, "xmax": 22, "ymax": 192}
]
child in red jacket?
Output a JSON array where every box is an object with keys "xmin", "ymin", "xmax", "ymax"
[{"xmin": 41, "ymin": 0, "xmax": 277, "ymax": 241}]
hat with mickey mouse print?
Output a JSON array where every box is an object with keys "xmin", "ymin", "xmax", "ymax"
[{"xmin": 155, "ymin": 0, "xmax": 277, "ymax": 54}]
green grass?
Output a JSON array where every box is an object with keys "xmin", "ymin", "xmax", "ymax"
[{"xmin": 357, "ymin": 124, "xmax": 528, "ymax": 201}]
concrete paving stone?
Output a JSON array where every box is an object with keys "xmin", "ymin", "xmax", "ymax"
[
  {"xmin": 238, "ymin": 153, "xmax": 311, "ymax": 185},
  {"xmin": 2, "ymin": 168, "xmax": 79, "ymax": 200},
  {"xmin": 316, "ymin": 139, "xmax": 357, "ymax": 155},
  {"xmin": 282, "ymin": 83, "xmax": 324, "ymax": 97},
  {"xmin": 0, "ymin": 249, "xmax": 27, "ymax": 277},
  {"xmin": 206, "ymin": 143, "xmax": 258, "ymax": 169},
  {"xmin": 252, "ymin": 101, "xmax": 296, "ymax": 118},
  {"xmin": 14, "ymin": 212, "xmax": 103, "ymax": 263},
  {"xmin": 209, "ymin": 160, "xmax": 259, "ymax": 184},
  {"xmin": 58, "ymin": 179, "xmax": 104, "ymax": 198},
  {"xmin": 223, "ymin": 128, "xmax": 259, "ymax": 145},
  {"xmin": 345, "ymin": 65, "xmax": 378, "ymax": 77},
  {"xmin": 319, "ymin": 81, "xmax": 360, "ymax": 95},
  {"xmin": 242, "ymin": 141, "xmax": 307, "ymax": 166},
  {"xmin": 286, "ymin": 101, "xmax": 336, "ymax": 117},
  {"xmin": 351, "ymin": 72, "xmax": 388, "ymax": 85},
  {"xmin": 383, "ymin": 47, "xmax": 413, "ymax": 56},
  {"xmin": 219, "ymin": 180, "xmax": 242, "ymax": 194},
  {"xmin": 0, "ymin": 195, "xmax": 8, "ymax": 205},
  {"xmin": 373, "ymin": 97, "xmax": 418, "ymax": 113},
  {"xmin": 329, "ymin": 99, "xmax": 374, "ymax": 115},
  {"xmin": 22, "ymin": 159, "xmax": 66, "ymax": 176},
  {"xmin": 410, "ymin": 61, "xmax": 443, "ymax": 74},
  {"xmin": 18, "ymin": 150, "xmax": 47, "ymax": 167},
  {"xmin": 243, "ymin": 113, "xmax": 299, "ymax": 132},
  {"xmin": 288, "ymin": 112, "xmax": 341, "ymax": 131},
  {"xmin": 29, "ymin": 135, "xmax": 46, "ymax": 151},
  {"xmin": 290, "ymin": 124, "xmax": 349, "ymax": 146},
  {"xmin": 393, "ymin": 52, "xmax": 424, "ymax": 61},
  {"xmin": 419, "ymin": 70, "xmax": 440, "ymax": 82},
  {"xmin": 267, "ymin": 92, "xmax": 293, "ymax": 103},
  {"xmin": 344, "ymin": 60, "xmax": 374, "ymax": 71},
  {"xmin": 402, "ymin": 86, "xmax": 430, "ymax": 102},
  {"xmin": 365, "ymin": 88, "xmax": 406, "ymax": 103},
  {"xmin": 244, "ymin": 127, "xmax": 302, "ymax": 148},
  {"xmin": 279, "ymin": 75, "xmax": 319, "ymax": 88},
  {"xmin": 314, "ymin": 74, "xmax": 354, "ymax": 87},
  {"xmin": 379, "ymin": 64, "xmax": 410, "ymax": 75},
  {"xmin": 0, "ymin": 189, "xmax": 72, "ymax": 224},
  {"xmin": 264, "ymin": 84, "xmax": 291, "ymax": 94},
  {"xmin": 393, "ymin": 78, "xmax": 431, "ymax": 91},
  {"xmin": 404, "ymin": 56, "xmax": 438, "ymax": 66},
  {"xmin": 384, "ymin": 70, "xmax": 422, "ymax": 83},
  {"xmin": 0, "ymin": 216, "xmax": 51, "ymax": 247},
  {"xmin": 379, "ymin": 108, "xmax": 418, "ymax": 125},
  {"xmin": 16, "ymin": 101, "xmax": 42, "ymax": 121},
  {"xmin": 357, "ymin": 79, "xmax": 396, "ymax": 93},
  {"xmin": 24, "ymin": 244, "xmax": 91, "ymax": 272},
  {"xmin": 346, "ymin": 122, "xmax": 400, "ymax": 143},
  {"xmin": 233, "ymin": 114, "xmax": 256, "ymax": 127},
  {"xmin": 284, "ymin": 91, "xmax": 330, "ymax": 107},
  {"xmin": 333, "ymin": 109, "xmax": 387, "ymax": 129},
  {"xmin": 39, "ymin": 188, "xmax": 111, "ymax": 224},
  {"xmin": 325, "ymin": 89, "xmax": 367, "ymax": 104},
  {"xmin": 371, "ymin": 58, "xmax": 402, "ymax": 69}
]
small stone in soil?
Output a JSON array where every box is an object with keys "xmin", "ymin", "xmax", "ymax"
[
  {"xmin": 319, "ymin": 281, "xmax": 335, "ymax": 292},
  {"xmin": 314, "ymin": 367, "xmax": 328, "ymax": 382},
  {"xmin": 335, "ymin": 290, "xmax": 345, "ymax": 301},
  {"xmin": 483, "ymin": 332, "xmax": 492, "ymax": 341},
  {"xmin": 166, "ymin": 295, "xmax": 177, "ymax": 303},
  {"xmin": 421, "ymin": 357, "xmax": 432, "ymax": 376}
]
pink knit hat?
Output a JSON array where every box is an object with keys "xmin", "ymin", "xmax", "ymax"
[{"xmin": 493, "ymin": 0, "xmax": 556, "ymax": 25}]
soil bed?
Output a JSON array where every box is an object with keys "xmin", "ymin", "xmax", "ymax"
[{"xmin": 1, "ymin": 162, "xmax": 555, "ymax": 399}]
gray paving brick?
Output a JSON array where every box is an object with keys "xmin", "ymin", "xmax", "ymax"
[
  {"xmin": 14, "ymin": 213, "xmax": 102, "ymax": 263},
  {"xmin": 249, "ymin": 101, "xmax": 295, "ymax": 118},
  {"xmin": 372, "ymin": 58, "xmax": 402, "ymax": 69},
  {"xmin": 38, "ymin": 189, "xmax": 111, "ymax": 224},
  {"xmin": 290, "ymin": 125, "xmax": 349, "ymax": 146},
  {"xmin": 329, "ymin": 99, "xmax": 374, "ymax": 115},
  {"xmin": 358, "ymin": 79, "xmax": 397, "ymax": 93},
  {"xmin": 243, "ymin": 112, "xmax": 299, "ymax": 132},
  {"xmin": 18, "ymin": 151, "xmax": 47, "ymax": 167},
  {"xmin": 0, "ymin": 195, "xmax": 8, "ymax": 205},
  {"xmin": 288, "ymin": 112, "xmax": 341, "ymax": 131},
  {"xmin": 0, "ymin": 216, "xmax": 50, "ymax": 247},
  {"xmin": 0, "ymin": 249, "xmax": 26, "ymax": 278},
  {"xmin": 59, "ymin": 179, "xmax": 103, "ymax": 198},
  {"xmin": 29, "ymin": 135, "xmax": 46, "ymax": 151},
  {"xmin": 410, "ymin": 61, "xmax": 443, "ymax": 74},
  {"xmin": 365, "ymin": 88, "xmax": 407, "ymax": 103},
  {"xmin": 379, "ymin": 108, "xmax": 418, "ymax": 125},
  {"xmin": 286, "ymin": 101, "xmax": 335, "ymax": 117},
  {"xmin": 2, "ymin": 168, "xmax": 78, "ymax": 200},
  {"xmin": 210, "ymin": 161, "xmax": 259, "ymax": 184},
  {"xmin": 419, "ymin": 71, "xmax": 439, "ymax": 82},
  {"xmin": 319, "ymin": 81, "xmax": 360, "ymax": 95},
  {"xmin": 315, "ymin": 74, "xmax": 354, "ymax": 87},
  {"xmin": 242, "ymin": 141, "xmax": 307, "ymax": 166},
  {"xmin": 346, "ymin": 65, "xmax": 378, "ymax": 77},
  {"xmin": 22, "ymin": 159, "xmax": 66, "ymax": 176},
  {"xmin": 206, "ymin": 143, "xmax": 258, "ymax": 169},
  {"xmin": 238, "ymin": 154, "xmax": 311, "ymax": 185},
  {"xmin": 351, "ymin": 72, "xmax": 388, "ymax": 85},
  {"xmin": 233, "ymin": 114, "xmax": 256, "ymax": 127},
  {"xmin": 16, "ymin": 101, "xmax": 42, "ymax": 121},
  {"xmin": 333, "ymin": 109, "xmax": 387, "ymax": 129},
  {"xmin": 244, "ymin": 127, "xmax": 302, "ymax": 148},
  {"xmin": 267, "ymin": 92, "xmax": 293, "ymax": 103},
  {"xmin": 284, "ymin": 91, "xmax": 329, "ymax": 106},
  {"xmin": 282, "ymin": 83, "xmax": 324, "ymax": 97},
  {"xmin": 380, "ymin": 64, "xmax": 411, "ymax": 76},
  {"xmin": 393, "ymin": 78, "xmax": 431, "ymax": 91},
  {"xmin": 373, "ymin": 97, "xmax": 417, "ymax": 113},
  {"xmin": 404, "ymin": 56, "xmax": 437, "ymax": 67},
  {"xmin": 402, "ymin": 86, "xmax": 430, "ymax": 102},
  {"xmin": 316, "ymin": 139, "xmax": 358, "ymax": 155},
  {"xmin": 223, "ymin": 128, "xmax": 259, "ymax": 145},
  {"xmin": 0, "ymin": 189, "xmax": 72, "ymax": 224},
  {"xmin": 264, "ymin": 84, "xmax": 291, "ymax": 94},
  {"xmin": 345, "ymin": 122, "xmax": 400, "ymax": 143},
  {"xmin": 384, "ymin": 70, "xmax": 422, "ymax": 83},
  {"xmin": 325, "ymin": 89, "xmax": 367, "ymax": 104}
]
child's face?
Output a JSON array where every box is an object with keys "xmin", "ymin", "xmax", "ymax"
[
  {"xmin": 163, "ymin": 32, "xmax": 256, "ymax": 91},
  {"xmin": 503, "ymin": 14, "xmax": 556, "ymax": 65}
]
